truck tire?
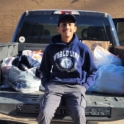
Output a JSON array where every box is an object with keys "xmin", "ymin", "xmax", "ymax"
[
  {"xmin": 0, "ymin": 121, "xmax": 9, "ymax": 124},
  {"xmin": 0, "ymin": 121, "xmax": 23, "ymax": 124},
  {"xmin": 87, "ymin": 121, "xmax": 98, "ymax": 124},
  {"xmin": 7, "ymin": 121, "xmax": 22, "ymax": 124}
]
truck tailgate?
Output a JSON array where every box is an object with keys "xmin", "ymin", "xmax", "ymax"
[{"xmin": 0, "ymin": 91, "xmax": 124, "ymax": 123}]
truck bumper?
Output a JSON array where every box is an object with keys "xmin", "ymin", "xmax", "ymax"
[{"xmin": 0, "ymin": 91, "xmax": 124, "ymax": 123}]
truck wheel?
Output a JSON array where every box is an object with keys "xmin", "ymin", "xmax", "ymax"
[
  {"xmin": 0, "ymin": 121, "xmax": 24, "ymax": 124},
  {"xmin": 0, "ymin": 121, "xmax": 8, "ymax": 124},
  {"xmin": 7, "ymin": 121, "xmax": 23, "ymax": 124},
  {"xmin": 86, "ymin": 121, "xmax": 98, "ymax": 124}
]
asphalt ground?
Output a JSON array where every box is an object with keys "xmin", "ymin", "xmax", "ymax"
[
  {"xmin": 1, "ymin": 120, "xmax": 124, "ymax": 124},
  {"xmin": 88, "ymin": 120, "xmax": 124, "ymax": 124}
]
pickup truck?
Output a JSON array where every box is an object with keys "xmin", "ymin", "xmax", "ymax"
[{"xmin": 0, "ymin": 9, "xmax": 124, "ymax": 124}]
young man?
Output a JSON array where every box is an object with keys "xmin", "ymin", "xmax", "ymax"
[{"xmin": 37, "ymin": 14, "xmax": 97, "ymax": 124}]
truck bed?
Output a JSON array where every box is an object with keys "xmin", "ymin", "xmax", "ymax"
[{"xmin": 0, "ymin": 43, "xmax": 124, "ymax": 123}]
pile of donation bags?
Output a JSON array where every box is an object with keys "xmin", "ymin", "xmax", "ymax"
[
  {"xmin": 1, "ymin": 45, "xmax": 124, "ymax": 94},
  {"xmin": 1, "ymin": 50, "xmax": 44, "ymax": 93},
  {"xmin": 88, "ymin": 46, "xmax": 124, "ymax": 94}
]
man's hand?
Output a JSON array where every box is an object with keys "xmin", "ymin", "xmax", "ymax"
[{"xmin": 82, "ymin": 86, "xmax": 87, "ymax": 93}]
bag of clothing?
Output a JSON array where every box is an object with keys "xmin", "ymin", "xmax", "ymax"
[
  {"xmin": 94, "ymin": 46, "xmax": 122, "ymax": 69},
  {"xmin": 22, "ymin": 50, "xmax": 43, "ymax": 63},
  {"xmin": 2, "ymin": 65, "xmax": 41, "ymax": 93},
  {"xmin": 12, "ymin": 55, "xmax": 40, "ymax": 71},
  {"xmin": 88, "ymin": 64, "xmax": 124, "ymax": 94}
]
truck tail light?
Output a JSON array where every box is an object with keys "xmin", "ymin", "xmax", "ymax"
[{"xmin": 53, "ymin": 10, "xmax": 80, "ymax": 15}]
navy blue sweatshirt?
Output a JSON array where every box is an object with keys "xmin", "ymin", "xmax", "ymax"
[{"xmin": 39, "ymin": 34, "xmax": 97, "ymax": 90}]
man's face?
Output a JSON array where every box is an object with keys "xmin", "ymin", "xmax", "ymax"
[{"xmin": 57, "ymin": 18, "xmax": 77, "ymax": 39}]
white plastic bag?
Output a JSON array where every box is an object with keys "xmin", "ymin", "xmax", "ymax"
[
  {"xmin": 2, "ymin": 66, "xmax": 41, "ymax": 93},
  {"xmin": 1, "ymin": 57, "xmax": 15, "ymax": 73},
  {"xmin": 94, "ymin": 46, "xmax": 122, "ymax": 69},
  {"xmin": 88, "ymin": 64, "xmax": 124, "ymax": 94},
  {"xmin": 1, "ymin": 57, "xmax": 15, "ymax": 88}
]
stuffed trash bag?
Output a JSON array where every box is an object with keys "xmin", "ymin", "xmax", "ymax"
[
  {"xmin": 94, "ymin": 46, "xmax": 122, "ymax": 69},
  {"xmin": 1, "ymin": 57, "xmax": 42, "ymax": 93},
  {"xmin": 2, "ymin": 66, "xmax": 41, "ymax": 93},
  {"xmin": 88, "ymin": 64, "xmax": 124, "ymax": 94}
]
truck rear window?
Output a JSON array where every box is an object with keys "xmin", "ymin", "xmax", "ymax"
[{"xmin": 16, "ymin": 14, "xmax": 111, "ymax": 43}]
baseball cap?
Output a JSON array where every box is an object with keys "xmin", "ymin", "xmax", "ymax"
[{"xmin": 58, "ymin": 14, "xmax": 76, "ymax": 26}]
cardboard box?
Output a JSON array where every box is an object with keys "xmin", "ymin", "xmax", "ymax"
[{"xmin": 82, "ymin": 40, "xmax": 110, "ymax": 55}]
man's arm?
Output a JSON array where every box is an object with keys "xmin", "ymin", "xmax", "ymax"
[
  {"xmin": 36, "ymin": 46, "xmax": 52, "ymax": 87},
  {"xmin": 82, "ymin": 49, "xmax": 97, "ymax": 90}
]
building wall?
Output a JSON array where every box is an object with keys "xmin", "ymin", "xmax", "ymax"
[{"xmin": 0, "ymin": 0, "xmax": 124, "ymax": 42}]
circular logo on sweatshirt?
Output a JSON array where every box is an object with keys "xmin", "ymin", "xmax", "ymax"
[{"xmin": 60, "ymin": 57, "xmax": 73, "ymax": 69}]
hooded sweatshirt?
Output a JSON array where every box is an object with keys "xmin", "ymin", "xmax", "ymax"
[{"xmin": 39, "ymin": 34, "xmax": 97, "ymax": 90}]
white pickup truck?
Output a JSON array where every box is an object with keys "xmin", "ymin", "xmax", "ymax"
[{"xmin": 0, "ymin": 10, "xmax": 124, "ymax": 124}]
